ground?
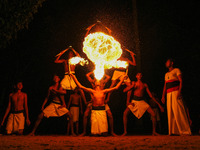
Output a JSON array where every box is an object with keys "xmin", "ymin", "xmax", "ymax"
[{"xmin": 0, "ymin": 135, "xmax": 199, "ymax": 150}]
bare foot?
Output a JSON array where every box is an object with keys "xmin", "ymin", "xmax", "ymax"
[
  {"xmin": 152, "ymin": 132, "xmax": 160, "ymax": 136},
  {"xmin": 111, "ymin": 132, "xmax": 118, "ymax": 137},
  {"xmin": 79, "ymin": 132, "xmax": 86, "ymax": 137},
  {"xmin": 121, "ymin": 132, "xmax": 127, "ymax": 136},
  {"xmin": 28, "ymin": 132, "xmax": 35, "ymax": 136}
]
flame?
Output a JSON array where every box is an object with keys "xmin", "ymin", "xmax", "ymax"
[
  {"xmin": 69, "ymin": 56, "xmax": 88, "ymax": 66},
  {"xmin": 83, "ymin": 32, "xmax": 128, "ymax": 80}
]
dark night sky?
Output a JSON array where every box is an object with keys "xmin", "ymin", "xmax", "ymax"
[{"xmin": 0, "ymin": 0, "xmax": 199, "ymax": 134}]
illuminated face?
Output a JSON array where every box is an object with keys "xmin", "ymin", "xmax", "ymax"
[
  {"xmin": 17, "ymin": 82, "xmax": 23, "ymax": 90},
  {"xmin": 136, "ymin": 73, "xmax": 142, "ymax": 80},
  {"xmin": 94, "ymin": 80, "xmax": 101, "ymax": 89},
  {"xmin": 165, "ymin": 59, "xmax": 173, "ymax": 68},
  {"xmin": 53, "ymin": 75, "xmax": 60, "ymax": 83}
]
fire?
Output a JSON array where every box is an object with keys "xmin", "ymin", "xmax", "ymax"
[
  {"xmin": 83, "ymin": 32, "xmax": 128, "ymax": 80},
  {"xmin": 69, "ymin": 56, "xmax": 88, "ymax": 66}
]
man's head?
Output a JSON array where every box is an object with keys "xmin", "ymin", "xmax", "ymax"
[
  {"xmin": 68, "ymin": 50, "xmax": 75, "ymax": 59},
  {"xmin": 136, "ymin": 72, "xmax": 142, "ymax": 80},
  {"xmin": 94, "ymin": 80, "xmax": 101, "ymax": 89},
  {"xmin": 74, "ymin": 87, "xmax": 79, "ymax": 93},
  {"xmin": 165, "ymin": 58, "xmax": 174, "ymax": 69},
  {"xmin": 53, "ymin": 75, "xmax": 60, "ymax": 83},
  {"xmin": 15, "ymin": 81, "xmax": 23, "ymax": 90}
]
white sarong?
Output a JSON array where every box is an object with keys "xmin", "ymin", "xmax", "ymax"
[
  {"xmin": 61, "ymin": 72, "xmax": 77, "ymax": 90},
  {"xmin": 6, "ymin": 112, "xmax": 25, "ymax": 134},
  {"xmin": 70, "ymin": 106, "xmax": 79, "ymax": 122},
  {"xmin": 128, "ymin": 100, "xmax": 150, "ymax": 119},
  {"xmin": 91, "ymin": 106, "xmax": 108, "ymax": 134},
  {"xmin": 167, "ymin": 90, "xmax": 191, "ymax": 135},
  {"xmin": 43, "ymin": 103, "xmax": 69, "ymax": 118}
]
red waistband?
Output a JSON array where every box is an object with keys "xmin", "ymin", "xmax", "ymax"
[{"xmin": 167, "ymin": 86, "xmax": 179, "ymax": 93}]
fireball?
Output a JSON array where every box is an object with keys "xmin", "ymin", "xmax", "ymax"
[{"xmin": 83, "ymin": 32, "xmax": 128, "ymax": 80}]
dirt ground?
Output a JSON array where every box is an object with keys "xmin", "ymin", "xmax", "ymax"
[{"xmin": 0, "ymin": 135, "xmax": 199, "ymax": 150}]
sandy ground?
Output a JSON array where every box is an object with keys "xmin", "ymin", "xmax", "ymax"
[{"xmin": 0, "ymin": 135, "xmax": 199, "ymax": 150}]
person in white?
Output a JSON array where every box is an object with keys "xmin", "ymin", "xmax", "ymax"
[{"xmin": 161, "ymin": 59, "xmax": 191, "ymax": 135}]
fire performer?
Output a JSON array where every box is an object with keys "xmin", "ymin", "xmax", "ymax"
[
  {"xmin": 161, "ymin": 59, "xmax": 191, "ymax": 135},
  {"xmin": 29, "ymin": 75, "xmax": 75, "ymax": 136},
  {"xmin": 105, "ymin": 49, "xmax": 136, "ymax": 104},
  {"xmin": 55, "ymin": 46, "xmax": 87, "ymax": 105},
  {"xmin": 70, "ymin": 73, "xmax": 127, "ymax": 136},
  {"xmin": 122, "ymin": 73, "xmax": 164, "ymax": 136},
  {"xmin": 85, "ymin": 20, "xmax": 112, "ymax": 37},
  {"xmin": 81, "ymin": 71, "xmax": 117, "ymax": 136},
  {"xmin": 0, "ymin": 81, "xmax": 30, "ymax": 135}
]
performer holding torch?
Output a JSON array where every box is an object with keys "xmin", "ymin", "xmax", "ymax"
[{"xmin": 54, "ymin": 46, "xmax": 87, "ymax": 105}]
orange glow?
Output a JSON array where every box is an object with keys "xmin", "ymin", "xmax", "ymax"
[
  {"xmin": 69, "ymin": 56, "xmax": 88, "ymax": 66},
  {"xmin": 83, "ymin": 32, "xmax": 128, "ymax": 80}
]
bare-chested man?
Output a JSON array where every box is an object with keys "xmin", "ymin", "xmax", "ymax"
[
  {"xmin": 70, "ymin": 73, "xmax": 126, "ymax": 136},
  {"xmin": 82, "ymin": 71, "xmax": 117, "ymax": 136},
  {"xmin": 1, "ymin": 81, "xmax": 30, "ymax": 135},
  {"xmin": 106, "ymin": 49, "xmax": 136, "ymax": 105},
  {"xmin": 55, "ymin": 46, "xmax": 87, "ymax": 105},
  {"xmin": 122, "ymin": 73, "xmax": 164, "ymax": 136},
  {"xmin": 29, "ymin": 75, "xmax": 75, "ymax": 136},
  {"xmin": 67, "ymin": 87, "xmax": 83, "ymax": 135}
]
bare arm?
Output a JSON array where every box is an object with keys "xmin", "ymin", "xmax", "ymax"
[
  {"xmin": 85, "ymin": 23, "xmax": 96, "ymax": 37},
  {"xmin": 161, "ymin": 82, "xmax": 166, "ymax": 104},
  {"xmin": 124, "ymin": 49, "xmax": 136, "ymax": 66},
  {"xmin": 1, "ymin": 94, "xmax": 12, "ymax": 126},
  {"xmin": 41, "ymin": 89, "xmax": 50, "ymax": 110},
  {"xmin": 104, "ymin": 74, "xmax": 111, "ymax": 84},
  {"xmin": 24, "ymin": 93, "xmax": 31, "ymax": 126},
  {"xmin": 59, "ymin": 95, "xmax": 66, "ymax": 108},
  {"xmin": 79, "ymin": 96, "xmax": 83, "ymax": 114},
  {"xmin": 79, "ymin": 89, "xmax": 87, "ymax": 105},
  {"xmin": 123, "ymin": 81, "xmax": 135, "ymax": 93},
  {"xmin": 177, "ymin": 74, "xmax": 183, "ymax": 99},
  {"xmin": 86, "ymin": 71, "xmax": 95, "ymax": 84},
  {"xmin": 103, "ymin": 75, "xmax": 126, "ymax": 93},
  {"xmin": 71, "ymin": 47, "xmax": 80, "ymax": 57},
  {"xmin": 54, "ymin": 49, "xmax": 67, "ymax": 64},
  {"xmin": 52, "ymin": 87, "xmax": 67, "ymax": 95},
  {"xmin": 70, "ymin": 74, "xmax": 94, "ymax": 94},
  {"xmin": 67, "ymin": 95, "xmax": 72, "ymax": 109},
  {"xmin": 145, "ymin": 84, "xmax": 164, "ymax": 112}
]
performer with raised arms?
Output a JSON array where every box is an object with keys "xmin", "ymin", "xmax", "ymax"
[
  {"xmin": 70, "ymin": 73, "xmax": 127, "ymax": 136},
  {"xmin": 55, "ymin": 46, "xmax": 87, "ymax": 105}
]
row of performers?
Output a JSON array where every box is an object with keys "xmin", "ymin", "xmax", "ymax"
[{"xmin": 0, "ymin": 48, "xmax": 191, "ymax": 136}]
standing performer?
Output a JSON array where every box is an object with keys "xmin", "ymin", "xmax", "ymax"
[
  {"xmin": 29, "ymin": 75, "xmax": 75, "ymax": 136},
  {"xmin": 122, "ymin": 73, "xmax": 164, "ymax": 136},
  {"xmin": 161, "ymin": 59, "xmax": 191, "ymax": 135},
  {"xmin": 0, "ymin": 81, "xmax": 30, "ymax": 135},
  {"xmin": 55, "ymin": 46, "xmax": 87, "ymax": 105},
  {"xmin": 67, "ymin": 87, "xmax": 83, "ymax": 135},
  {"xmin": 81, "ymin": 71, "xmax": 117, "ymax": 136},
  {"xmin": 106, "ymin": 49, "xmax": 136, "ymax": 104},
  {"xmin": 70, "ymin": 73, "xmax": 126, "ymax": 136},
  {"xmin": 149, "ymin": 92, "xmax": 162, "ymax": 133}
]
